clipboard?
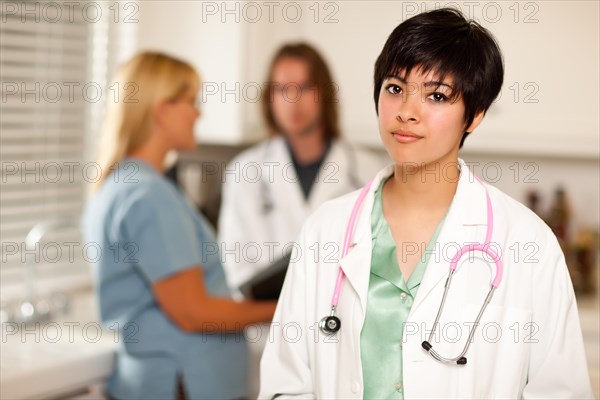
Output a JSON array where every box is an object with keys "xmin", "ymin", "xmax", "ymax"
[{"xmin": 238, "ymin": 253, "xmax": 292, "ymax": 300}]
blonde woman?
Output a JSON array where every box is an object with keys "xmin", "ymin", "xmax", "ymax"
[{"xmin": 82, "ymin": 52, "xmax": 276, "ymax": 400}]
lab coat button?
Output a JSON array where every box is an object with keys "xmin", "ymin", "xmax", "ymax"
[{"xmin": 351, "ymin": 381, "xmax": 360, "ymax": 393}]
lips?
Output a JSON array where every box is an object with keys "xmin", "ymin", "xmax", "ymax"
[
  {"xmin": 392, "ymin": 129, "xmax": 423, "ymax": 138},
  {"xmin": 391, "ymin": 129, "xmax": 423, "ymax": 143}
]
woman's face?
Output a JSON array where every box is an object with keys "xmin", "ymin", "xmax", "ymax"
[
  {"xmin": 377, "ymin": 67, "xmax": 481, "ymax": 168},
  {"xmin": 159, "ymin": 86, "xmax": 201, "ymax": 151}
]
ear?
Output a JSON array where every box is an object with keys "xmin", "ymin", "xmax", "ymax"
[
  {"xmin": 153, "ymin": 100, "xmax": 171, "ymax": 128},
  {"xmin": 465, "ymin": 110, "xmax": 485, "ymax": 132}
]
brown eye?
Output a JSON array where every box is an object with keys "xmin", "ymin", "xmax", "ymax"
[
  {"xmin": 385, "ymin": 84, "xmax": 401, "ymax": 95},
  {"xmin": 428, "ymin": 92, "xmax": 448, "ymax": 102}
]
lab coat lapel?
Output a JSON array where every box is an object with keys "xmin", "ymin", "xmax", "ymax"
[
  {"xmin": 270, "ymin": 138, "xmax": 309, "ymax": 218},
  {"xmin": 337, "ymin": 165, "xmax": 394, "ymax": 315},
  {"xmin": 410, "ymin": 159, "xmax": 488, "ymax": 314},
  {"xmin": 337, "ymin": 226, "xmax": 372, "ymax": 316},
  {"xmin": 309, "ymin": 141, "xmax": 347, "ymax": 208}
]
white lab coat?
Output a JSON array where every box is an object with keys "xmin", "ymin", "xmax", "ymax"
[
  {"xmin": 259, "ymin": 159, "xmax": 594, "ymax": 399},
  {"xmin": 218, "ymin": 136, "xmax": 384, "ymax": 292}
]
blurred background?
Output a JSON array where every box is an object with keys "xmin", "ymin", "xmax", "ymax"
[{"xmin": 1, "ymin": 1, "xmax": 598, "ymax": 398}]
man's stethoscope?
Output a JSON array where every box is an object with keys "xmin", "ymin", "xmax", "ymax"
[
  {"xmin": 260, "ymin": 138, "xmax": 361, "ymax": 214},
  {"xmin": 318, "ymin": 172, "xmax": 503, "ymax": 366}
]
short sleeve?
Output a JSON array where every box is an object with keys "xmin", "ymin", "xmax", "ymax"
[{"xmin": 117, "ymin": 182, "xmax": 202, "ymax": 283}]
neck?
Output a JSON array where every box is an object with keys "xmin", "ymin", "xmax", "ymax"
[
  {"xmin": 286, "ymin": 126, "xmax": 327, "ymax": 165},
  {"xmin": 128, "ymin": 133, "xmax": 169, "ymax": 174},
  {"xmin": 385, "ymin": 157, "xmax": 461, "ymax": 214}
]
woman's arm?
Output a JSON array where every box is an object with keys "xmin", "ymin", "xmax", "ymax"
[{"xmin": 152, "ymin": 266, "xmax": 277, "ymax": 332}]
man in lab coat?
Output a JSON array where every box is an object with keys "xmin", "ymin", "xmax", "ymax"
[{"xmin": 218, "ymin": 43, "xmax": 383, "ymax": 398}]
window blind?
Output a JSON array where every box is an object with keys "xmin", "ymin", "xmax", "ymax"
[{"xmin": 0, "ymin": 0, "xmax": 135, "ymax": 289}]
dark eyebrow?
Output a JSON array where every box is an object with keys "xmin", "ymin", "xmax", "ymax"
[
  {"xmin": 423, "ymin": 80, "xmax": 454, "ymax": 90},
  {"xmin": 385, "ymin": 75, "xmax": 454, "ymax": 90}
]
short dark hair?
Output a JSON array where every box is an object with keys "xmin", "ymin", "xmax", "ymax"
[
  {"xmin": 373, "ymin": 8, "xmax": 504, "ymax": 148},
  {"xmin": 262, "ymin": 43, "xmax": 340, "ymax": 140}
]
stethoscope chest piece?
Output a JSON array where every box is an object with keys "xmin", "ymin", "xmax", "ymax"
[{"xmin": 319, "ymin": 315, "xmax": 341, "ymax": 335}]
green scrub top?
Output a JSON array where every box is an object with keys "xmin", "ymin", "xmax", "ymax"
[{"xmin": 360, "ymin": 177, "xmax": 448, "ymax": 399}]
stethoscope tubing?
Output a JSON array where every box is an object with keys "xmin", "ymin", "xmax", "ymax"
[
  {"xmin": 319, "ymin": 170, "xmax": 504, "ymax": 367},
  {"xmin": 332, "ymin": 178, "xmax": 374, "ymax": 308}
]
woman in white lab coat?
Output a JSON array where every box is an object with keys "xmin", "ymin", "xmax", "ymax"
[{"xmin": 259, "ymin": 9, "xmax": 594, "ymax": 399}]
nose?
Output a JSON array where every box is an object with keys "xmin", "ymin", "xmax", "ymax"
[{"xmin": 396, "ymin": 90, "xmax": 420, "ymax": 123}]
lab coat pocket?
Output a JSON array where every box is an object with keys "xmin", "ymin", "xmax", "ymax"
[{"xmin": 458, "ymin": 303, "xmax": 532, "ymax": 399}]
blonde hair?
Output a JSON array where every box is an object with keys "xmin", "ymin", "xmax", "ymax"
[{"xmin": 94, "ymin": 51, "xmax": 200, "ymax": 191}]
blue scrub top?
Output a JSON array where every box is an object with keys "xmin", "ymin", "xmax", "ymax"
[{"xmin": 82, "ymin": 158, "xmax": 248, "ymax": 400}]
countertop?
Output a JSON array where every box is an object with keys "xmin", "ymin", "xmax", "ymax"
[{"xmin": 1, "ymin": 290, "xmax": 117, "ymax": 399}]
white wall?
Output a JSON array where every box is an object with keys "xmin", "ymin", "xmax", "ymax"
[
  {"xmin": 133, "ymin": 1, "xmax": 599, "ymax": 159},
  {"xmin": 136, "ymin": 1, "xmax": 244, "ymax": 144}
]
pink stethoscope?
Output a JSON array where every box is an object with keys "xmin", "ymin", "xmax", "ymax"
[{"xmin": 318, "ymin": 173, "xmax": 504, "ymax": 365}]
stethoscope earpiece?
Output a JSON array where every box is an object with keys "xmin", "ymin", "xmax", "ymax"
[{"xmin": 319, "ymin": 315, "xmax": 341, "ymax": 335}]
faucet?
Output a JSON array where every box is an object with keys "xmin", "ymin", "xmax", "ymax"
[{"xmin": 7, "ymin": 218, "xmax": 78, "ymax": 325}]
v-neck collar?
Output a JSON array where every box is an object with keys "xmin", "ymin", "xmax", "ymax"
[{"xmin": 370, "ymin": 176, "xmax": 449, "ymax": 293}]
